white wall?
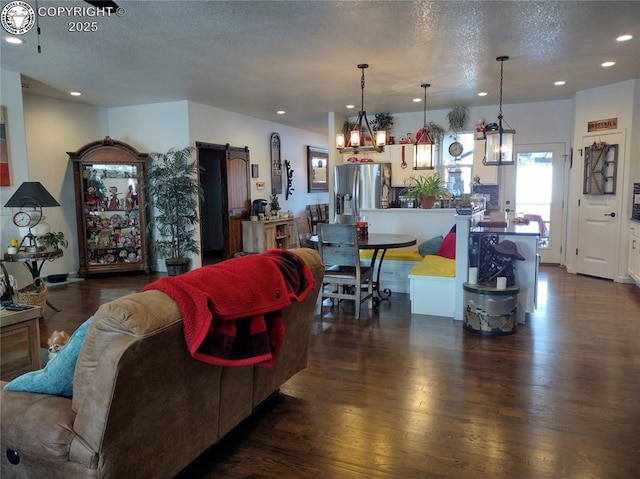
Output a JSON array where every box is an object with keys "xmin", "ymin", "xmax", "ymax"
[
  {"xmin": 1, "ymin": 76, "xmax": 108, "ymax": 283},
  {"xmin": 108, "ymin": 101, "xmax": 190, "ymax": 154},
  {"xmin": 566, "ymin": 79, "xmax": 639, "ymax": 281},
  {"xmin": 107, "ymin": 101, "xmax": 328, "ymax": 271},
  {"xmin": 187, "ymin": 101, "xmax": 329, "ymax": 216}
]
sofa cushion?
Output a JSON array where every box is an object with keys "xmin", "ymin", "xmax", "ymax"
[
  {"xmin": 409, "ymin": 255, "xmax": 456, "ymax": 277},
  {"xmin": 4, "ymin": 317, "xmax": 92, "ymax": 398},
  {"xmin": 418, "ymin": 235, "xmax": 444, "ymax": 256},
  {"xmin": 437, "ymin": 232, "xmax": 456, "ymax": 259}
]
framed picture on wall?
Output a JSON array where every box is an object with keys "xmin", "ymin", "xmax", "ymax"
[
  {"xmin": 1, "ymin": 105, "xmax": 10, "ymax": 186},
  {"xmin": 307, "ymin": 146, "xmax": 328, "ymax": 192}
]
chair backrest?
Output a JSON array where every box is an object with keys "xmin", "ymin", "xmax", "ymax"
[
  {"xmin": 318, "ymin": 223, "xmax": 360, "ymax": 267},
  {"xmin": 294, "ymin": 216, "xmax": 312, "ymax": 247}
]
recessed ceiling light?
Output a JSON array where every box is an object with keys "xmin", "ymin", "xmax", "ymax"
[
  {"xmin": 554, "ymin": 81, "xmax": 566, "ymax": 86},
  {"xmin": 346, "ymin": 104, "xmax": 355, "ymax": 109},
  {"xmin": 601, "ymin": 61, "xmax": 615, "ymax": 67},
  {"xmin": 413, "ymin": 98, "xmax": 421, "ymax": 103},
  {"xmin": 4, "ymin": 36, "xmax": 24, "ymax": 44},
  {"xmin": 70, "ymin": 91, "xmax": 82, "ymax": 96},
  {"xmin": 616, "ymin": 34, "xmax": 632, "ymax": 42},
  {"xmin": 277, "ymin": 110, "xmax": 285, "ymax": 115},
  {"xmin": 477, "ymin": 92, "xmax": 488, "ymax": 97}
]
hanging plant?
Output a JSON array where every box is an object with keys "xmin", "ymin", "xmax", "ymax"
[
  {"xmin": 426, "ymin": 122, "xmax": 445, "ymax": 144},
  {"xmin": 447, "ymin": 106, "xmax": 469, "ymax": 133}
]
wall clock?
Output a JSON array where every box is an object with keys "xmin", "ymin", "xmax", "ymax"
[{"xmin": 448, "ymin": 141, "xmax": 464, "ymax": 158}]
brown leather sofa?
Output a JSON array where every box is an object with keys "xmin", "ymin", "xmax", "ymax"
[{"xmin": 1, "ymin": 248, "xmax": 323, "ymax": 479}]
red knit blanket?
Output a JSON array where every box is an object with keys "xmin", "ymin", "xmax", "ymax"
[{"xmin": 143, "ymin": 249, "xmax": 315, "ymax": 367}]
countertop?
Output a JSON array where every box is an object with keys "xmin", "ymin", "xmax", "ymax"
[{"xmin": 471, "ymin": 222, "xmax": 540, "ymax": 236}]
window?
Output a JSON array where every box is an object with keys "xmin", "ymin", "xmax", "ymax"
[{"xmin": 441, "ymin": 133, "xmax": 475, "ymax": 196}]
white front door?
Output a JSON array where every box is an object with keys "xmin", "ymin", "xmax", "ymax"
[
  {"xmin": 502, "ymin": 143, "xmax": 568, "ymax": 264},
  {"xmin": 576, "ymin": 132, "xmax": 624, "ymax": 279}
]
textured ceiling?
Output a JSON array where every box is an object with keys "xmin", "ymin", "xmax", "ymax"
[{"xmin": 1, "ymin": 0, "xmax": 639, "ymax": 134}]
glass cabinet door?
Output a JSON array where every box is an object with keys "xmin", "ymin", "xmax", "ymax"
[{"xmin": 81, "ymin": 163, "xmax": 143, "ymax": 266}]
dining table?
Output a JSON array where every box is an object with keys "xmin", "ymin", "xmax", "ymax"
[{"xmin": 309, "ymin": 233, "xmax": 417, "ymax": 305}]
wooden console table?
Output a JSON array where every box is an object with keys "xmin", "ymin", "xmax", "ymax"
[{"xmin": 1, "ymin": 306, "xmax": 42, "ymax": 381}]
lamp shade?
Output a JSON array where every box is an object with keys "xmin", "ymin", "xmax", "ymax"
[{"xmin": 4, "ymin": 182, "xmax": 61, "ymax": 207}]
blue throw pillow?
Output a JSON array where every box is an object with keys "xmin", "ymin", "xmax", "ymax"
[
  {"xmin": 4, "ymin": 317, "xmax": 92, "ymax": 398},
  {"xmin": 418, "ymin": 235, "xmax": 444, "ymax": 257}
]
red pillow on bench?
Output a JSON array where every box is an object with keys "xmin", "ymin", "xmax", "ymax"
[{"xmin": 437, "ymin": 232, "xmax": 456, "ymax": 259}]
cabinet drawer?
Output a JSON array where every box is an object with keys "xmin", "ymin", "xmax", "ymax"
[{"xmin": 1, "ymin": 318, "xmax": 41, "ymax": 381}]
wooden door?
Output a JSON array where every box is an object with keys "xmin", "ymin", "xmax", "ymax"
[
  {"xmin": 576, "ymin": 132, "xmax": 623, "ymax": 279},
  {"xmin": 197, "ymin": 142, "xmax": 250, "ymax": 262},
  {"xmin": 225, "ymin": 145, "xmax": 250, "ymax": 258}
]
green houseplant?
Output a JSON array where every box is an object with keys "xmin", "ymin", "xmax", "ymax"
[
  {"xmin": 404, "ymin": 173, "xmax": 448, "ymax": 209},
  {"xmin": 36, "ymin": 231, "xmax": 69, "ymax": 251},
  {"xmin": 371, "ymin": 112, "xmax": 394, "ymax": 134},
  {"xmin": 146, "ymin": 146, "xmax": 204, "ymax": 276},
  {"xmin": 446, "ymin": 106, "xmax": 469, "ymax": 133},
  {"xmin": 269, "ymin": 192, "xmax": 281, "ymax": 217}
]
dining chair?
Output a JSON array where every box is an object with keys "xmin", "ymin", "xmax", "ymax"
[
  {"xmin": 317, "ymin": 223, "xmax": 373, "ymax": 319},
  {"xmin": 293, "ymin": 216, "xmax": 313, "ymax": 248},
  {"xmin": 306, "ymin": 204, "xmax": 321, "ymax": 234}
]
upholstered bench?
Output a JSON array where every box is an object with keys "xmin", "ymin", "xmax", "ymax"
[
  {"xmin": 409, "ymin": 254, "xmax": 456, "ymax": 317},
  {"xmin": 360, "ymin": 246, "xmax": 422, "ymax": 294}
]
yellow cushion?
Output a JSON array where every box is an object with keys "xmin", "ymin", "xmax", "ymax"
[
  {"xmin": 409, "ymin": 255, "xmax": 456, "ymax": 277},
  {"xmin": 360, "ymin": 246, "xmax": 422, "ymax": 262}
]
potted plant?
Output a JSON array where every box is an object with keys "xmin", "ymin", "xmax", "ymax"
[
  {"xmin": 36, "ymin": 231, "xmax": 69, "ymax": 251},
  {"xmin": 269, "ymin": 192, "xmax": 281, "ymax": 218},
  {"xmin": 146, "ymin": 146, "xmax": 204, "ymax": 276},
  {"xmin": 404, "ymin": 173, "xmax": 448, "ymax": 209},
  {"xmin": 446, "ymin": 106, "xmax": 469, "ymax": 133},
  {"xmin": 372, "ymin": 112, "xmax": 394, "ymax": 135}
]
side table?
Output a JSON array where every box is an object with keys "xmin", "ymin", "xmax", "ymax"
[
  {"xmin": 3, "ymin": 249, "xmax": 64, "ymax": 312},
  {"xmin": 1, "ymin": 306, "xmax": 42, "ymax": 380},
  {"xmin": 462, "ymin": 282, "xmax": 520, "ymax": 335}
]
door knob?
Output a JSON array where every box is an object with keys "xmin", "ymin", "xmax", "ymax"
[{"xmin": 604, "ymin": 212, "xmax": 616, "ymax": 217}]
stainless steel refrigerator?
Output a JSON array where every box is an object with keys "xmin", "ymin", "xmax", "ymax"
[{"xmin": 334, "ymin": 162, "xmax": 392, "ymax": 223}]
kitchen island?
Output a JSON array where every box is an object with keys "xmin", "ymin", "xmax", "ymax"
[{"xmin": 470, "ymin": 222, "xmax": 540, "ymax": 323}]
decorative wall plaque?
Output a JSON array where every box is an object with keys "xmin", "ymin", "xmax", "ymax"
[
  {"xmin": 587, "ymin": 118, "xmax": 617, "ymax": 132},
  {"xmin": 270, "ymin": 132, "xmax": 282, "ymax": 194},
  {"xmin": 583, "ymin": 141, "xmax": 618, "ymax": 195}
]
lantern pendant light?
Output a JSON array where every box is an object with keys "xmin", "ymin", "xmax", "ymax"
[
  {"xmin": 484, "ymin": 56, "xmax": 515, "ymax": 166},
  {"xmin": 336, "ymin": 64, "xmax": 385, "ymax": 154},
  {"xmin": 414, "ymin": 83, "xmax": 434, "ymax": 170}
]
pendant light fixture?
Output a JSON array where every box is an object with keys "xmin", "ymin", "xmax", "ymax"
[
  {"xmin": 414, "ymin": 83, "xmax": 434, "ymax": 170},
  {"xmin": 336, "ymin": 64, "xmax": 385, "ymax": 154},
  {"xmin": 484, "ymin": 56, "xmax": 515, "ymax": 166}
]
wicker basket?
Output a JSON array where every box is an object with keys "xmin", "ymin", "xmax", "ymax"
[{"xmin": 15, "ymin": 277, "xmax": 47, "ymax": 316}]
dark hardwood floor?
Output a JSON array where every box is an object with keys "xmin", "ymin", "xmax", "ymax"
[{"xmin": 41, "ymin": 266, "xmax": 640, "ymax": 479}]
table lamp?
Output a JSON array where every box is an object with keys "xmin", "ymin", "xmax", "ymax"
[{"xmin": 4, "ymin": 182, "xmax": 61, "ymax": 252}]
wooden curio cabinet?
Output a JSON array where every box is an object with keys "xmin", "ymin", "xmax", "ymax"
[{"xmin": 68, "ymin": 137, "xmax": 150, "ymax": 277}]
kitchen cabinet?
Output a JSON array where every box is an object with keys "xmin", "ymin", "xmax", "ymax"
[
  {"xmin": 339, "ymin": 144, "xmax": 416, "ymax": 187},
  {"xmin": 242, "ymin": 218, "xmax": 297, "ymax": 253},
  {"xmin": 68, "ymin": 137, "xmax": 150, "ymax": 277},
  {"xmin": 628, "ymin": 221, "xmax": 640, "ymax": 287}
]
